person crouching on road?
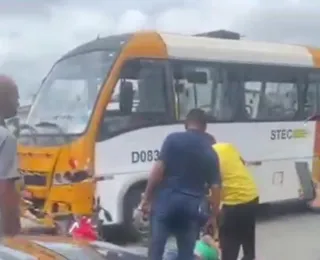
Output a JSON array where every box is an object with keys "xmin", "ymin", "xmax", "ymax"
[
  {"xmin": 163, "ymin": 234, "xmax": 221, "ymax": 260},
  {"xmin": 212, "ymin": 143, "xmax": 259, "ymax": 260}
]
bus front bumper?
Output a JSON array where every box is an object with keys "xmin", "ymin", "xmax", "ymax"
[{"xmin": 22, "ymin": 181, "xmax": 95, "ymax": 230}]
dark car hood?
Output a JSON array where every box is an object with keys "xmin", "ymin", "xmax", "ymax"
[{"xmin": 0, "ymin": 236, "xmax": 147, "ymax": 260}]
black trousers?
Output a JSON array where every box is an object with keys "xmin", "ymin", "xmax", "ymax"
[{"xmin": 219, "ymin": 197, "xmax": 259, "ymax": 260}]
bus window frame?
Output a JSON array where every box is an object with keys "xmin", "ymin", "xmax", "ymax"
[
  {"xmin": 169, "ymin": 59, "xmax": 245, "ymax": 123},
  {"xmin": 96, "ymin": 58, "xmax": 176, "ymax": 141},
  {"xmin": 241, "ymin": 64, "xmax": 307, "ymax": 122},
  {"xmin": 20, "ymin": 51, "xmax": 121, "ymax": 145},
  {"xmin": 20, "ymin": 34, "xmax": 132, "ymax": 147},
  {"xmin": 302, "ymin": 69, "xmax": 320, "ymax": 120},
  {"xmin": 169, "ymin": 59, "xmax": 317, "ymax": 124}
]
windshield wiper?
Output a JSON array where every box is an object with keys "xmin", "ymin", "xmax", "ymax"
[
  {"xmin": 35, "ymin": 121, "xmax": 65, "ymax": 134},
  {"xmin": 19, "ymin": 123, "xmax": 38, "ymax": 144}
]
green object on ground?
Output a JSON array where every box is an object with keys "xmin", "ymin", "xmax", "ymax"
[{"xmin": 194, "ymin": 240, "xmax": 219, "ymax": 260}]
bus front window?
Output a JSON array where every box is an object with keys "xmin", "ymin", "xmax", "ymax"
[{"xmin": 27, "ymin": 51, "xmax": 116, "ymax": 135}]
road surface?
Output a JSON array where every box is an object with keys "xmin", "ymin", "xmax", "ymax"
[
  {"xmin": 126, "ymin": 201, "xmax": 320, "ymax": 260},
  {"xmin": 21, "ymin": 201, "xmax": 320, "ymax": 259},
  {"xmin": 254, "ymin": 202, "xmax": 320, "ymax": 260}
]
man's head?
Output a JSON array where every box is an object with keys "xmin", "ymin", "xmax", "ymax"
[
  {"xmin": 185, "ymin": 108, "xmax": 208, "ymax": 132},
  {"xmin": 0, "ymin": 75, "xmax": 19, "ymax": 119}
]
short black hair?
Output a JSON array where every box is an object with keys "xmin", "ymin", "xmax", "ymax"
[{"xmin": 185, "ymin": 108, "xmax": 208, "ymax": 129}]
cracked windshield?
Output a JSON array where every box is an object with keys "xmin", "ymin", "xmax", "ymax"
[
  {"xmin": 1, "ymin": 0, "xmax": 320, "ymax": 260},
  {"xmin": 26, "ymin": 51, "xmax": 115, "ymax": 134}
]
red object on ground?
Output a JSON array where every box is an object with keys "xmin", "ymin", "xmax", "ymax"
[{"xmin": 71, "ymin": 217, "xmax": 98, "ymax": 241}]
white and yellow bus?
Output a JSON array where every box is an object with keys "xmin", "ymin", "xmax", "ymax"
[{"xmin": 18, "ymin": 31, "xmax": 320, "ymax": 241}]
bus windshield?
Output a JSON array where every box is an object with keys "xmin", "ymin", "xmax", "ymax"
[{"xmin": 27, "ymin": 51, "xmax": 116, "ymax": 134}]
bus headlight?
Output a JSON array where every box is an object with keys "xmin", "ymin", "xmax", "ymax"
[
  {"xmin": 54, "ymin": 173, "xmax": 63, "ymax": 184},
  {"xmin": 53, "ymin": 171, "xmax": 90, "ymax": 185}
]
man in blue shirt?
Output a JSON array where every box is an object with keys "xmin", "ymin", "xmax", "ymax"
[{"xmin": 140, "ymin": 109, "xmax": 221, "ymax": 260}]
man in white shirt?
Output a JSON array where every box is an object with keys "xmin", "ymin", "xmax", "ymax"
[{"xmin": 0, "ymin": 75, "xmax": 21, "ymax": 236}]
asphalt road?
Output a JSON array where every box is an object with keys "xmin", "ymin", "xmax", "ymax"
[
  {"xmin": 254, "ymin": 202, "xmax": 320, "ymax": 260},
  {"xmin": 125, "ymin": 201, "xmax": 320, "ymax": 260},
  {"xmin": 21, "ymin": 201, "xmax": 320, "ymax": 260}
]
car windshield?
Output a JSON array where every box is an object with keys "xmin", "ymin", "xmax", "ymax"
[{"xmin": 26, "ymin": 50, "xmax": 116, "ymax": 134}]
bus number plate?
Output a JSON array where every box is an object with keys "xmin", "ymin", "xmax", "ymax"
[{"xmin": 131, "ymin": 150, "xmax": 160, "ymax": 163}]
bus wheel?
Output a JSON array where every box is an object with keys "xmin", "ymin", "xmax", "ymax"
[
  {"xmin": 123, "ymin": 184, "xmax": 148, "ymax": 242},
  {"xmin": 95, "ymin": 208, "xmax": 125, "ymax": 243},
  {"xmin": 98, "ymin": 224, "xmax": 124, "ymax": 243}
]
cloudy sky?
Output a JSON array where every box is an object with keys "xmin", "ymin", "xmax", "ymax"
[{"xmin": 0, "ymin": 0, "xmax": 318, "ymax": 105}]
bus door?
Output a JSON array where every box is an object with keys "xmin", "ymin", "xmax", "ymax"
[{"xmin": 95, "ymin": 58, "xmax": 173, "ymax": 227}]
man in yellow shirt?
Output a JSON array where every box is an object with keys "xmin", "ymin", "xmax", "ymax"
[{"xmin": 213, "ymin": 143, "xmax": 259, "ymax": 260}]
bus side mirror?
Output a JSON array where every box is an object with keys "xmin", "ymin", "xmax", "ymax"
[
  {"xmin": 186, "ymin": 71, "xmax": 208, "ymax": 84},
  {"xmin": 119, "ymin": 81, "xmax": 134, "ymax": 113}
]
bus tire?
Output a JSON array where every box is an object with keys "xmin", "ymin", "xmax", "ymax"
[
  {"xmin": 96, "ymin": 206, "xmax": 125, "ymax": 243},
  {"xmin": 99, "ymin": 224, "xmax": 125, "ymax": 243},
  {"xmin": 123, "ymin": 184, "xmax": 146, "ymax": 242}
]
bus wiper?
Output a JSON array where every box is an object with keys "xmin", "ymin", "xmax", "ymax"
[
  {"xmin": 19, "ymin": 123, "xmax": 38, "ymax": 135},
  {"xmin": 35, "ymin": 121, "xmax": 65, "ymax": 134},
  {"xmin": 19, "ymin": 123, "xmax": 38, "ymax": 144}
]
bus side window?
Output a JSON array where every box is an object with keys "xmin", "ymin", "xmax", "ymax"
[
  {"xmin": 172, "ymin": 63, "xmax": 209, "ymax": 119},
  {"xmin": 243, "ymin": 65, "xmax": 299, "ymax": 121},
  {"xmin": 244, "ymin": 81, "xmax": 262, "ymax": 119},
  {"xmin": 304, "ymin": 72, "xmax": 320, "ymax": 118},
  {"xmin": 172, "ymin": 62, "xmax": 241, "ymax": 121},
  {"xmin": 214, "ymin": 67, "xmax": 242, "ymax": 121}
]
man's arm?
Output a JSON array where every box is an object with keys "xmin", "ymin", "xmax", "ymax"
[
  {"xmin": 143, "ymin": 134, "xmax": 173, "ymax": 203},
  {"xmin": 143, "ymin": 161, "xmax": 165, "ymax": 203},
  {"xmin": 0, "ymin": 136, "xmax": 21, "ymax": 236},
  {"xmin": 207, "ymin": 149, "xmax": 221, "ymax": 216}
]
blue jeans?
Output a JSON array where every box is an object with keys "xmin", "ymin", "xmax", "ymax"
[
  {"xmin": 149, "ymin": 215, "xmax": 199, "ymax": 260},
  {"xmin": 149, "ymin": 191, "xmax": 204, "ymax": 260}
]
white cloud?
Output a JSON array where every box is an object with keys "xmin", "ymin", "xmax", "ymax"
[
  {"xmin": 116, "ymin": 10, "xmax": 148, "ymax": 33},
  {"xmin": 235, "ymin": 2, "xmax": 320, "ymax": 44},
  {"xmin": 0, "ymin": 0, "xmax": 319, "ymax": 104},
  {"xmin": 0, "ymin": 38, "xmax": 10, "ymax": 67}
]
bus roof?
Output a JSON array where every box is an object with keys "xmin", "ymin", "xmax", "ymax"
[
  {"xmin": 60, "ymin": 31, "xmax": 320, "ymax": 68},
  {"xmin": 61, "ymin": 33, "xmax": 132, "ymax": 59}
]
